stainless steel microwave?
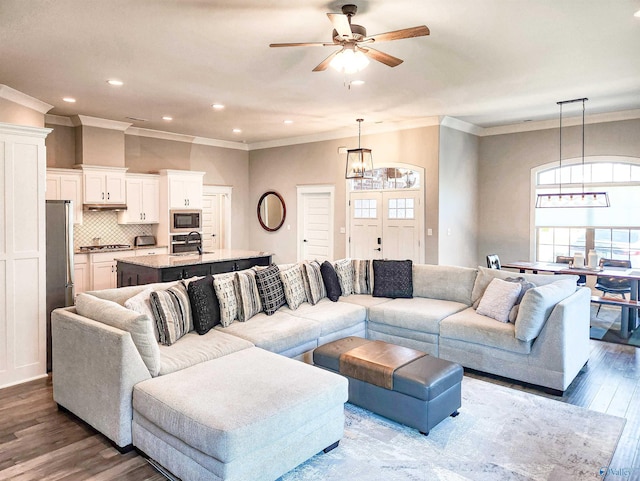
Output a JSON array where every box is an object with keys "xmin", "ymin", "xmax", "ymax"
[{"xmin": 170, "ymin": 210, "xmax": 202, "ymax": 233}]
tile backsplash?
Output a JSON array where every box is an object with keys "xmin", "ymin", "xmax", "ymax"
[{"xmin": 74, "ymin": 211, "xmax": 153, "ymax": 249}]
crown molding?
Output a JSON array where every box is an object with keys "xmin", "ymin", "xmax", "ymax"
[
  {"xmin": 478, "ymin": 108, "xmax": 640, "ymax": 137},
  {"xmin": 44, "ymin": 114, "xmax": 74, "ymax": 127},
  {"xmin": 192, "ymin": 136, "xmax": 249, "ymax": 151},
  {"xmin": 71, "ymin": 115, "xmax": 132, "ymax": 131},
  {"xmin": 439, "ymin": 116, "xmax": 483, "ymax": 135},
  {"xmin": 0, "ymin": 84, "xmax": 53, "ymax": 114},
  {"xmin": 0, "ymin": 122, "xmax": 52, "ymax": 138},
  {"xmin": 126, "ymin": 126, "xmax": 195, "ymax": 143}
]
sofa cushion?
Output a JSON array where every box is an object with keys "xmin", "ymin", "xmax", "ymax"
[
  {"xmin": 75, "ymin": 293, "xmax": 161, "ymax": 377},
  {"xmin": 88, "ymin": 281, "xmax": 179, "ymax": 306},
  {"xmin": 282, "ymin": 298, "xmax": 366, "ymax": 337},
  {"xmin": 150, "ymin": 282, "xmax": 193, "ymax": 346},
  {"xmin": 234, "ymin": 269, "xmax": 262, "ymax": 321},
  {"xmin": 279, "ymin": 264, "xmax": 307, "ymax": 310},
  {"xmin": 440, "ymin": 307, "xmax": 532, "ymax": 354},
  {"xmin": 187, "ymin": 275, "xmax": 220, "ymax": 334},
  {"xmin": 412, "ymin": 264, "xmax": 477, "ymax": 305},
  {"xmin": 368, "ymin": 297, "xmax": 467, "ymax": 334},
  {"xmin": 321, "ymin": 261, "xmax": 342, "ymax": 302},
  {"xmin": 255, "ymin": 264, "xmax": 286, "ymax": 315},
  {"xmin": 515, "ymin": 278, "xmax": 577, "ymax": 342},
  {"xmin": 476, "ymin": 278, "xmax": 522, "ymax": 323},
  {"xmin": 124, "ymin": 286, "xmax": 160, "ymax": 340},
  {"xmin": 214, "ymin": 311, "xmax": 321, "ymax": 354},
  {"xmin": 471, "ymin": 266, "xmax": 578, "ymax": 305},
  {"xmin": 302, "ymin": 261, "xmax": 326, "ymax": 305},
  {"xmin": 213, "ymin": 273, "xmax": 238, "ymax": 327},
  {"xmin": 158, "ymin": 329, "xmax": 254, "ymax": 376},
  {"xmin": 352, "ymin": 259, "xmax": 372, "ymax": 295},
  {"xmin": 334, "ymin": 258, "xmax": 354, "ymax": 297},
  {"xmin": 372, "ymin": 259, "xmax": 413, "ymax": 299},
  {"xmin": 339, "ymin": 294, "xmax": 392, "ymax": 312}
]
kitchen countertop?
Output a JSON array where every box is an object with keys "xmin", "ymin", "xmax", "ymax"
[
  {"xmin": 74, "ymin": 245, "xmax": 168, "ymax": 255},
  {"xmin": 116, "ymin": 249, "xmax": 272, "ymax": 268}
]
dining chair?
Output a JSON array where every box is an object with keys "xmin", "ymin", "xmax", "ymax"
[
  {"xmin": 486, "ymin": 254, "xmax": 501, "ymax": 270},
  {"xmin": 555, "ymin": 255, "xmax": 587, "ymax": 286},
  {"xmin": 595, "ymin": 258, "xmax": 632, "ymax": 315}
]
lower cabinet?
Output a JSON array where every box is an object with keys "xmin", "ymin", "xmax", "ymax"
[
  {"xmin": 89, "ymin": 251, "xmax": 138, "ymax": 290},
  {"xmin": 73, "ymin": 254, "xmax": 89, "ymax": 297}
]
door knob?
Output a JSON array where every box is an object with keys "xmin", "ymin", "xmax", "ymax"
[
  {"xmin": 374, "ymin": 248, "xmax": 381, "ymax": 251},
  {"xmin": 303, "ymin": 239, "xmax": 308, "ymax": 242}
]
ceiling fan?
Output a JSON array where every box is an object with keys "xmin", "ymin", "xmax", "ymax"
[{"xmin": 269, "ymin": 4, "xmax": 430, "ymax": 72}]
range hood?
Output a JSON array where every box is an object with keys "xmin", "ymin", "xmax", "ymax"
[{"xmin": 83, "ymin": 203, "xmax": 128, "ymax": 212}]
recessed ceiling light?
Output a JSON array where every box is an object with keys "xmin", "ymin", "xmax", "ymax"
[
  {"xmin": 232, "ymin": 128, "xmax": 242, "ymax": 133},
  {"xmin": 62, "ymin": 97, "xmax": 76, "ymax": 103},
  {"xmin": 635, "ymin": 9, "xmax": 640, "ymax": 17},
  {"xmin": 162, "ymin": 116, "xmax": 173, "ymax": 121},
  {"xmin": 107, "ymin": 79, "xmax": 124, "ymax": 86},
  {"xmin": 350, "ymin": 80, "xmax": 365, "ymax": 86},
  {"xmin": 284, "ymin": 120, "xmax": 293, "ymax": 124},
  {"xmin": 211, "ymin": 103, "xmax": 225, "ymax": 110}
]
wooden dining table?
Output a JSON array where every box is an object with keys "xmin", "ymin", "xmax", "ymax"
[{"xmin": 502, "ymin": 261, "xmax": 640, "ymax": 338}]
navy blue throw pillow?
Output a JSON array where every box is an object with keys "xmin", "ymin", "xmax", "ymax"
[
  {"xmin": 320, "ymin": 261, "xmax": 342, "ymax": 302},
  {"xmin": 187, "ymin": 275, "xmax": 220, "ymax": 334},
  {"xmin": 372, "ymin": 260, "xmax": 413, "ymax": 299}
]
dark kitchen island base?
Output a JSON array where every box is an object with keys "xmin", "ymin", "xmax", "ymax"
[{"xmin": 117, "ymin": 250, "xmax": 272, "ymax": 286}]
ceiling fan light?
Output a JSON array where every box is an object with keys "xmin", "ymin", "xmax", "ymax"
[{"xmin": 330, "ymin": 48, "xmax": 370, "ymax": 74}]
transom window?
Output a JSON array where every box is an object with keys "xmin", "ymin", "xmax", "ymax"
[
  {"xmin": 534, "ymin": 160, "xmax": 640, "ymax": 267},
  {"xmin": 350, "ymin": 167, "xmax": 420, "ymax": 191}
]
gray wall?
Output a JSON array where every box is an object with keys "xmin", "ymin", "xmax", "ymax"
[
  {"xmin": 248, "ymin": 126, "xmax": 441, "ymax": 264},
  {"xmin": 0, "ymin": 98, "xmax": 45, "ymax": 127},
  {"xmin": 477, "ymin": 118, "xmax": 640, "ymax": 266},
  {"xmin": 438, "ymin": 126, "xmax": 479, "ymax": 267}
]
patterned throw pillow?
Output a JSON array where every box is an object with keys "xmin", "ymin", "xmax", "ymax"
[
  {"xmin": 187, "ymin": 275, "xmax": 220, "ymax": 334},
  {"xmin": 320, "ymin": 260, "xmax": 342, "ymax": 302},
  {"xmin": 254, "ymin": 264, "xmax": 286, "ymax": 315},
  {"xmin": 372, "ymin": 259, "xmax": 413, "ymax": 299},
  {"xmin": 280, "ymin": 264, "xmax": 307, "ymax": 310},
  {"xmin": 352, "ymin": 259, "xmax": 372, "ymax": 295},
  {"xmin": 302, "ymin": 261, "xmax": 326, "ymax": 305},
  {"xmin": 234, "ymin": 269, "xmax": 262, "ymax": 321},
  {"xmin": 334, "ymin": 258, "xmax": 354, "ymax": 297},
  {"xmin": 476, "ymin": 278, "xmax": 522, "ymax": 323},
  {"xmin": 213, "ymin": 273, "xmax": 238, "ymax": 327},
  {"xmin": 150, "ymin": 282, "xmax": 193, "ymax": 345}
]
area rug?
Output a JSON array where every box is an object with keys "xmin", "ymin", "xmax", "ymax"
[
  {"xmin": 591, "ymin": 304, "xmax": 640, "ymax": 347},
  {"xmin": 279, "ymin": 377, "xmax": 625, "ymax": 481}
]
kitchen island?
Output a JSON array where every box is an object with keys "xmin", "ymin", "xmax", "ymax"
[{"xmin": 116, "ymin": 249, "xmax": 272, "ymax": 286}]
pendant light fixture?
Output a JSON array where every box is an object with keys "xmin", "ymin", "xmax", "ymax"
[
  {"xmin": 536, "ymin": 98, "xmax": 610, "ymax": 208},
  {"xmin": 345, "ymin": 118, "xmax": 373, "ymax": 179}
]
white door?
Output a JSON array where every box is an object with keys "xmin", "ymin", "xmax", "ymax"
[
  {"xmin": 349, "ymin": 190, "xmax": 423, "ymax": 262},
  {"xmin": 300, "ymin": 193, "xmax": 332, "ymax": 262},
  {"xmin": 202, "ymin": 194, "xmax": 221, "ymax": 251}
]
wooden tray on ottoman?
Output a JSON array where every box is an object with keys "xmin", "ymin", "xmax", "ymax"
[{"xmin": 313, "ymin": 336, "xmax": 462, "ymax": 435}]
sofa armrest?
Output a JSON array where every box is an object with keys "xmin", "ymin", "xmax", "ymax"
[
  {"xmin": 52, "ymin": 307, "xmax": 151, "ymax": 448},
  {"xmin": 530, "ymin": 286, "xmax": 591, "ymax": 389}
]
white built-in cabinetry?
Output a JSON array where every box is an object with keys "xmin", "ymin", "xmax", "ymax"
[
  {"xmin": 89, "ymin": 250, "xmax": 135, "ymax": 291},
  {"xmin": 0, "ymin": 123, "xmax": 50, "ymax": 389},
  {"xmin": 74, "ymin": 253, "xmax": 88, "ymax": 296},
  {"xmin": 117, "ymin": 174, "xmax": 160, "ymax": 224},
  {"xmin": 46, "ymin": 168, "xmax": 83, "ymax": 224},
  {"xmin": 167, "ymin": 171, "xmax": 204, "ymax": 209},
  {"xmin": 79, "ymin": 165, "xmax": 127, "ymax": 205}
]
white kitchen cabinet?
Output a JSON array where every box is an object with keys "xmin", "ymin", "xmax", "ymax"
[
  {"xmin": 118, "ymin": 174, "xmax": 160, "ymax": 224},
  {"xmin": 135, "ymin": 246, "xmax": 167, "ymax": 256},
  {"xmin": 80, "ymin": 165, "xmax": 127, "ymax": 205},
  {"xmin": 168, "ymin": 172, "xmax": 204, "ymax": 209},
  {"xmin": 73, "ymin": 253, "xmax": 89, "ymax": 296},
  {"xmin": 88, "ymin": 250, "xmax": 135, "ymax": 290},
  {"xmin": 46, "ymin": 169, "xmax": 83, "ymax": 224}
]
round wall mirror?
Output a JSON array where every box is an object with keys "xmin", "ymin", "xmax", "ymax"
[{"xmin": 257, "ymin": 191, "xmax": 286, "ymax": 232}]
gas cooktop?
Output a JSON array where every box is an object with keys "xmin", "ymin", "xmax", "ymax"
[{"xmin": 79, "ymin": 244, "xmax": 132, "ymax": 251}]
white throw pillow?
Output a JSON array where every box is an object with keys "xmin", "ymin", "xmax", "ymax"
[{"xmin": 476, "ymin": 278, "xmax": 522, "ymax": 323}]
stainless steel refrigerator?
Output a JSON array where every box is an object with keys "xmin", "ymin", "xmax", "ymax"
[{"xmin": 46, "ymin": 200, "xmax": 74, "ymax": 372}]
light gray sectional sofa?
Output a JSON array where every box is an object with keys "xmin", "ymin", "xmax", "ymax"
[{"xmin": 51, "ymin": 262, "xmax": 590, "ymax": 481}]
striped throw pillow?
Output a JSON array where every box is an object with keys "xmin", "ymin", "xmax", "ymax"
[
  {"xmin": 213, "ymin": 273, "xmax": 238, "ymax": 327},
  {"xmin": 234, "ymin": 269, "xmax": 262, "ymax": 321},
  {"xmin": 280, "ymin": 264, "xmax": 307, "ymax": 310},
  {"xmin": 302, "ymin": 261, "xmax": 326, "ymax": 305},
  {"xmin": 352, "ymin": 259, "xmax": 372, "ymax": 295},
  {"xmin": 150, "ymin": 282, "xmax": 192, "ymax": 346},
  {"xmin": 334, "ymin": 258, "xmax": 354, "ymax": 297}
]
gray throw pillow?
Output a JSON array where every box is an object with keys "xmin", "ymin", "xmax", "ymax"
[
  {"xmin": 255, "ymin": 264, "xmax": 286, "ymax": 315},
  {"xmin": 372, "ymin": 259, "xmax": 413, "ymax": 299}
]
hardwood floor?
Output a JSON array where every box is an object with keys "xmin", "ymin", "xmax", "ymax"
[{"xmin": 1, "ymin": 340, "xmax": 638, "ymax": 480}]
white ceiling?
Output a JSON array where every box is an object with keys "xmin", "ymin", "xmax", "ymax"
[{"xmin": 1, "ymin": 0, "xmax": 639, "ymax": 146}]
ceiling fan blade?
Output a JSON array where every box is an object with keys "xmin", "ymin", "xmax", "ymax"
[
  {"xmin": 359, "ymin": 46, "xmax": 403, "ymax": 67},
  {"xmin": 366, "ymin": 25, "xmax": 430, "ymax": 43},
  {"xmin": 312, "ymin": 49, "xmax": 342, "ymax": 72},
  {"xmin": 327, "ymin": 13, "xmax": 353, "ymax": 40},
  {"xmin": 270, "ymin": 42, "xmax": 335, "ymax": 48}
]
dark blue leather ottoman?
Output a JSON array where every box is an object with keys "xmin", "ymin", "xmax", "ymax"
[{"xmin": 313, "ymin": 336, "xmax": 462, "ymax": 435}]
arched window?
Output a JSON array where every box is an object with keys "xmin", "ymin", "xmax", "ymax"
[
  {"xmin": 350, "ymin": 167, "xmax": 421, "ymax": 191},
  {"xmin": 533, "ymin": 158, "xmax": 640, "ymax": 266}
]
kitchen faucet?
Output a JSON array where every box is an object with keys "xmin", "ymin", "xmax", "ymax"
[{"xmin": 185, "ymin": 231, "xmax": 202, "ymax": 255}]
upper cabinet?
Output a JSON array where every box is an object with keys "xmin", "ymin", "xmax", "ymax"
[
  {"xmin": 79, "ymin": 165, "xmax": 127, "ymax": 205},
  {"xmin": 46, "ymin": 169, "xmax": 83, "ymax": 224},
  {"xmin": 118, "ymin": 174, "xmax": 160, "ymax": 224},
  {"xmin": 167, "ymin": 171, "xmax": 204, "ymax": 209}
]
